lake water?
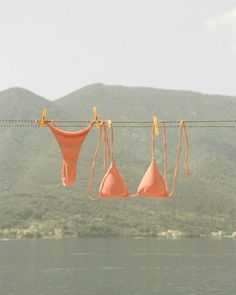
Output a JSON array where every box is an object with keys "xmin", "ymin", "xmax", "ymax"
[{"xmin": 0, "ymin": 238, "xmax": 235, "ymax": 295}]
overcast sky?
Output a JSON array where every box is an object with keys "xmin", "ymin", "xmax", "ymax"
[{"xmin": 1, "ymin": 0, "xmax": 236, "ymax": 99}]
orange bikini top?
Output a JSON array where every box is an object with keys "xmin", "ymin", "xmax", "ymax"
[
  {"xmin": 87, "ymin": 121, "xmax": 129, "ymax": 199},
  {"xmin": 87, "ymin": 120, "xmax": 189, "ymax": 199},
  {"xmin": 136, "ymin": 120, "xmax": 189, "ymax": 197}
]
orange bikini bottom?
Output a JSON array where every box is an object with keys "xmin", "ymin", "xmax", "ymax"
[{"xmin": 47, "ymin": 120, "xmax": 95, "ymax": 186}]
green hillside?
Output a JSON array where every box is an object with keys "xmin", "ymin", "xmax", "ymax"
[{"xmin": 0, "ymin": 84, "xmax": 235, "ymax": 238}]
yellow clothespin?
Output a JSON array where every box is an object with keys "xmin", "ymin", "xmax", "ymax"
[
  {"xmin": 153, "ymin": 116, "xmax": 158, "ymax": 135},
  {"xmin": 93, "ymin": 106, "xmax": 98, "ymax": 127},
  {"xmin": 40, "ymin": 107, "xmax": 47, "ymax": 128},
  {"xmin": 107, "ymin": 120, "xmax": 112, "ymax": 128}
]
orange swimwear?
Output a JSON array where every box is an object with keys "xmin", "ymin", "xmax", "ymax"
[
  {"xmin": 136, "ymin": 120, "xmax": 189, "ymax": 197},
  {"xmin": 88, "ymin": 120, "xmax": 189, "ymax": 199},
  {"xmin": 47, "ymin": 120, "xmax": 95, "ymax": 186},
  {"xmin": 87, "ymin": 121, "xmax": 129, "ymax": 199}
]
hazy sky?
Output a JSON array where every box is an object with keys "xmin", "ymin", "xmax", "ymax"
[{"xmin": 1, "ymin": 0, "xmax": 236, "ymax": 99}]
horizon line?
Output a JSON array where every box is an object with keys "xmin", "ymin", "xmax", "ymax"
[{"xmin": 0, "ymin": 83, "xmax": 236, "ymax": 100}]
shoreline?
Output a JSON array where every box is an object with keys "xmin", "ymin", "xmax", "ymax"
[{"xmin": 0, "ymin": 228, "xmax": 235, "ymax": 240}]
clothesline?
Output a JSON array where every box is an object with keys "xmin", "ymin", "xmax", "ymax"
[
  {"xmin": 0, "ymin": 119, "xmax": 236, "ymax": 128},
  {"xmin": 43, "ymin": 119, "xmax": 189, "ymax": 197}
]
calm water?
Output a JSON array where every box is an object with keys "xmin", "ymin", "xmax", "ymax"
[{"xmin": 0, "ymin": 238, "xmax": 235, "ymax": 295}]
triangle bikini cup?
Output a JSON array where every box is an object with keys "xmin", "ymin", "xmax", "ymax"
[
  {"xmin": 87, "ymin": 121, "xmax": 129, "ymax": 199},
  {"xmin": 136, "ymin": 120, "xmax": 190, "ymax": 197},
  {"xmin": 87, "ymin": 120, "xmax": 189, "ymax": 200}
]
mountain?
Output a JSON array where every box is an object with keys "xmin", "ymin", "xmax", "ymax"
[{"xmin": 0, "ymin": 84, "xmax": 235, "ymax": 238}]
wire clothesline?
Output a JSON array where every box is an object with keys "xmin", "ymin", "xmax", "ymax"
[{"xmin": 0, "ymin": 119, "xmax": 236, "ymax": 128}]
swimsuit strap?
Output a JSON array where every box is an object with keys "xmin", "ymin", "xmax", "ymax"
[
  {"xmin": 103, "ymin": 124, "xmax": 107, "ymax": 175},
  {"xmin": 169, "ymin": 120, "xmax": 190, "ymax": 197},
  {"xmin": 107, "ymin": 122, "xmax": 115, "ymax": 162},
  {"xmin": 45, "ymin": 120, "xmax": 56, "ymax": 127},
  {"xmin": 151, "ymin": 120, "xmax": 168, "ymax": 191},
  {"xmin": 160, "ymin": 121, "xmax": 168, "ymax": 191},
  {"xmin": 103, "ymin": 123, "xmax": 113, "ymax": 161},
  {"xmin": 87, "ymin": 121, "xmax": 105, "ymax": 200},
  {"xmin": 87, "ymin": 121, "xmax": 112, "ymax": 200},
  {"xmin": 151, "ymin": 122, "xmax": 156, "ymax": 160}
]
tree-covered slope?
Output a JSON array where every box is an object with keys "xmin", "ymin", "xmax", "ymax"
[{"xmin": 0, "ymin": 84, "xmax": 235, "ymax": 237}]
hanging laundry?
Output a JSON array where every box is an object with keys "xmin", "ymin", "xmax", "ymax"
[
  {"xmin": 47, "ymin": 120, "xmax": 95, "ymax": 186},
  {"xmin": 136, "ymin": 120, "xmax": 190, "ymax": 198},
  {"xmin": 88, "ymin": 120, "xmax": 189, "ymax": 199},
  {"xmin": 36, "ymin": 107, "xmax": 189, "ymax": 196},
  {"xmin": 87, "ymin": 121, "xmax": 129, "ymax": 199}
]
